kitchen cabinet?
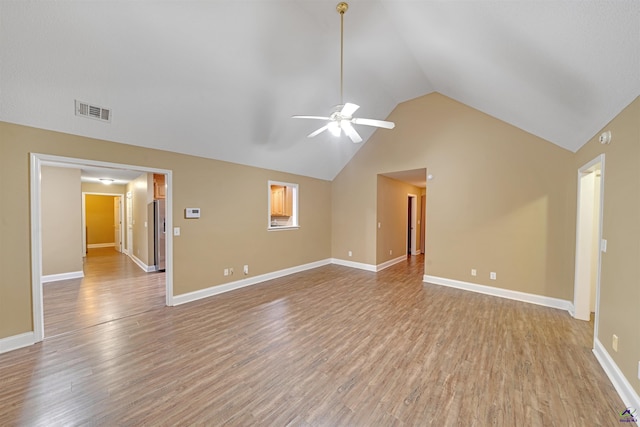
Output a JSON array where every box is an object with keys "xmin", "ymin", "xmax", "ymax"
[
  {"xmin": 153, "ymin": 174, "xmax": 166, "ymax": 200},
  {"xmin": 270, "ymin": 185, "xmax": 292, "ymax": 216}
]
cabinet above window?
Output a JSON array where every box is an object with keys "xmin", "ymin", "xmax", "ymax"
[
  {"xmin": 270, "ymin": 185, "xmax": 292, "ymax": 217},
  {"xmin": 268, "ymin": 181, "xmax": 298, "ymax": 229}
]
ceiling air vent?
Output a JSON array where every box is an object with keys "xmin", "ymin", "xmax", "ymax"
[{"xmin": 75, "ymin": 100, "xmax": 111, "ymax": 123}]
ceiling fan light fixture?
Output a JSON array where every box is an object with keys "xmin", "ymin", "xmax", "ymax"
[
  {"xmin": 328, "ymin": 121, "xmax": 341, "ymax": 136},
  {"xmin": 292, "ymin": 2, "xmax": 395, "ymax": 143}
]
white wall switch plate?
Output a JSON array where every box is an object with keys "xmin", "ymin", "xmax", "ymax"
[
  {"xmin": 601, "ymin": 239, "xmax": 607, "ymax": 252},
  {"xmin": 173, "ymin": 227, "xmax": 180, "ymax": 236}
]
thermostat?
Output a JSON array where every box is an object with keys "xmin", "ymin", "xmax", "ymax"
[{"xmin": 185, "ymin": 208, "xmax": 201, "ymax": 219}]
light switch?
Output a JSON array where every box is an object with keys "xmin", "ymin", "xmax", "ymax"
[
  {"xmin": 174, "ymin": 227, "xmax": 180, "ymax": 236},
  {"xmin": 601, "ymin": 239, "xmax": 607, "ymax": 253}
]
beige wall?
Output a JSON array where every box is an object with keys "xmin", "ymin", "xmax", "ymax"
[
  {"xmin": 376, "ymin": 175, "xmax": 423, "ymax": 264},
  {"xmin": 574, "ymin": 96, "xmax": 640, "ymax": 396},
  {"xmin": 41, "ymin": 166, "xmax": 83, "ymax": 276},
  {"xmin": 85, "ymin": 195, "xmax": 116, "ymax": 245},
  {"xmin": 332, "ymin": 93, "xmax": 576, "ymax": 300},
  {"xmin": 0, "ymin": 121, "xmax": 332, "ymax": 338}
]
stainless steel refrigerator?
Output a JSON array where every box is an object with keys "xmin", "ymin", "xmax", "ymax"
[{"xmin": 152, "ymin": 199, "xmax": 166, "ymax": 272}]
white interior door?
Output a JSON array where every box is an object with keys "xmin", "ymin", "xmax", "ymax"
[
  {"xmin": 114, "ymin": 197, "xmax": 122, "ymax": 252},
  {"xmin": 126, "ymin": 192, "xmax": 133, "ymax": 255}
]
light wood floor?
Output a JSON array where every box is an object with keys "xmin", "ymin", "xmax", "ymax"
[
  {"xmin": 43, "ymin": 247, "xmax": 165, "ymax": 337},
  {"xmin": 1, "ymin": 255, "xmax": 623, "ymax": 426}
]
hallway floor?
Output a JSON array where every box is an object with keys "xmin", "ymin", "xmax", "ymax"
[{"xmin": 43, "ymin": 247, "xmax": 165, "ymax": 337}]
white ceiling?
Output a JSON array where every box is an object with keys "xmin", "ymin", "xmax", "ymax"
[
  {"xmin": 1, "ymin": 1, "xmax": 638, "ymax": 181},
  {"xmin": 80, "ymin": 166, "xmax": 145, "ymax": 186}
]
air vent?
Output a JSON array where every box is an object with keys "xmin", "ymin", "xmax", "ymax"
[{"xmin": 75, "ymin": 100, "xmax": 111, "ymax": 122}]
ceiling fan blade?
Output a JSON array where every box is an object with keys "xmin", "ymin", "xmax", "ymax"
[
  {"xmin": 342, "ymin": 122, "xmax": 363, "ymax": 143},
  {"xmin": 307, "ymin": 124, "xmax": 330, "ymax": 138},
  {"xmin": 340, "ymin": 103, "xmax": 360, "ymax": 117},
  {"xmin": 352, "ymin": 118, "xmax": 395, "ymax": 129},
  {"xmin": 292, "ymin": 115, "xmax": 331, "ymax": 120}
]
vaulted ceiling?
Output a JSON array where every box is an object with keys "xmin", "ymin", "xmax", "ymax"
[{"xmin": 1, "ymin": 1, "xmax": 638, "ymax": 181}]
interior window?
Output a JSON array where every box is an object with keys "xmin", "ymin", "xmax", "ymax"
[{"xmin": 268, "ymin": 181, "xmax": 298, "ymax": 229}]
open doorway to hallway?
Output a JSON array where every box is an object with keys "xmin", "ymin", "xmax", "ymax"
[
  {"xmin": 31, "ymin": 153, "xmax": 173, "ymax": 342},
  {"xmin": 377, "ymin": 168, "xmax": 427, "ymax": 273},
  {"xmin": 573, "ymin": 155, "xmax": 604, "ymax": 335}
]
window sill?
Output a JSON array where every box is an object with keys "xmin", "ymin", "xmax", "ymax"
[{"xmin": 268, "ymin": 226, "xmax": 300, "ymax": 231}]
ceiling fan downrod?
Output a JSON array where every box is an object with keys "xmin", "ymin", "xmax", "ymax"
[{"xmin": 337, "ymin": 2, "xmax": 348, "ymax": 106}]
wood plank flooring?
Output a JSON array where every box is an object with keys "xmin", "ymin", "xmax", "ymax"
[
  {"xmin": 1, "ymin": 255, "xmax": 624, "ymax": 426},
  {"xmin": 43, "ymin": 247, "xmax": 165, "ymax": 337}
]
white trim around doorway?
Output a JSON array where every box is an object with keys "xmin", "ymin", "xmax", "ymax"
[
  {"xmin": 30, "ymin": 153, "xmax": 175, "ymax": 343},
  {"xmin": 572, "ymin": 154, "xmax": 605, "ymax": 340}
]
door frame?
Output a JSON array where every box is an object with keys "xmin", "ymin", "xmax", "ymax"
[
  {"xmin": 81, "ymin": 192, "xmax": 125, "ymax": 255},
  {"xmin": 572, "ymin": 154, "xmax": 605, "ymax": 337},
  {"xmin": 407, "ymin": 194, "xmax": 418, "ymax": 256},
  {"xmin": 30, "ymin": 153, "xmax": 174, "ymax": 342}
]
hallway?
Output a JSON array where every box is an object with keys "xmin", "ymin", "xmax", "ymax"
[{"xmin": 43, "ymin": 248, "xmax": 165, "ymax": 337}]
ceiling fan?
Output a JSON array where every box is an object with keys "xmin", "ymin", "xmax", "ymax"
[{"xmin": 292, "ymin": 2, "xmax": 395, "ymax": 143}]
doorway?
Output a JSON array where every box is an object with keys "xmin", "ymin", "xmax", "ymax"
[
  {"xmin": 573, "ymin": 154, "xmax": 604, "ymax": 330},
  {"xmin": 30, "ymin": 153, "xmax": 174, "ymax": 342},
  {"xmin": 82, "ymin": 193, "xmax": 124, "ymax": 255}
]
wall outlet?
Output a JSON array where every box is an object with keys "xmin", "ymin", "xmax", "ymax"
[
  {"xmin": 348, "ymin": 251, "xmax": 352, "ymax": 257},
  {"xmin": 243, "ymin": 265, "xmax": 249, "ymax": 275},
  {"xmin": 490, "ymin": 272, "xmax": 497, "ymax": 280},
  {"xmin": 389, "ymin": 250, "xmax": 393, "ymax": 255},
  {"xmin": 471, "ymin": 269, "xmax": 477, "ymax": 276},
  {"xmin": 224, "ymin": 268, "xmax": 229, "ymax": 276},
  {"xmin": 612, "ymin": 334, "xmax": 618, "ymax": 352}
]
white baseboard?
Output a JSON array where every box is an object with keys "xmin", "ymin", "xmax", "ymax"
[
  {"xmin": 423, "ymin": 275, "xmax": 573, "ymax": 312},
  {"xmin": 42, "ymin": 270, "xmax": 84, "ymax": 283},
  {"xmin": 172, "ymin": 258, "xmax": 333, "ymax": 306},
  {"xmin": 330, "ymin": 255, "xmax": 406, "ymax": 272},
  {"xmin": 593, "ymin": 338, "xmax": 640, "ymax": 420},
  {"xmin": 0, "ymin": 331, "xmax": 35, "ymax": 354},
  {"xmin": 87, "ymin": 243, "xmax": 115, "ymax": 248},
  {"xmin": 376, "ymin": 255, "xmax": 407, "ymax": 271},
  {"xmin": 331, "ymin": 258, "xmax": 377, "ymax": 272},
  {"xmin": 130, "ymin": 254, "xmax": 155, "ymax": 273}
]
